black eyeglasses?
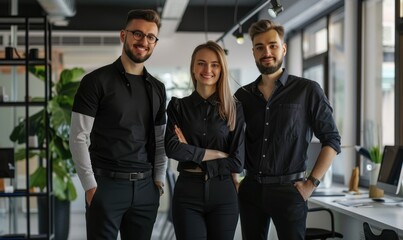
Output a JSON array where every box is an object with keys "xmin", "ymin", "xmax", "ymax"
[{"xmin": 125, "ymin": 30, "xmax": 159, "ymax": 44}]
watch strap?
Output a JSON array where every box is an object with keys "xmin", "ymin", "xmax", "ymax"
[{"xmin": 308, "ymin": 175, "xmax": 320, "ymax": 187}]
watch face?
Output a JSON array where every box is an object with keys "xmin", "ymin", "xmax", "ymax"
[{"xmin": 309, "ymin": 176, "xmax": 320, "ymax": 187}]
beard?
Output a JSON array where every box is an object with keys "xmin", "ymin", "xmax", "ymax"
[
  {"xmin": 255, "ymin": 57, "xmax": 283, "ymax": 75},
  {"xmin": 123, "ymin": 40, "xmax": 152, "ymax": 64}
]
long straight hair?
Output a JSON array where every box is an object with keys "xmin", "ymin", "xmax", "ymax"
[{"xmin": 190, "ymin": 41, "xmax": 236, "ymax": 131}]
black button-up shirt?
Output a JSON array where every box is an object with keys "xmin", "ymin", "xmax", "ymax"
[
  {"xmin": 234, "ymin": 69, "xmax": 341, "ymax": 176},
  {"xmin": 165, "ymin": 91, "xmax": 245, "ymax": 178},
  {"xmin": 72, "ymin": 58, "xmax": 167, "ymax": 172}
]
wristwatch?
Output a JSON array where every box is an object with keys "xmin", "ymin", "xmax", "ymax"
[{"xmin": 307, "ymin": 175, "xmax": 321, "ymax": 187}]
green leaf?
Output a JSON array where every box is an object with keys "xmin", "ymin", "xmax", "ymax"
[
  {"xmin": 57, "ymin": 68, "xmax": 85, "ymax": 93},
  {"xmin": 14, "ymin": 148, "xmax": 41, "ymax": 161},
  {"xmin": 29, "ymin": 166, "xmax": 47, "ymax": 190},
  {"xmin": 65, "ymin": 178, "xmax": 78, "ymax": 201},
  {"xmin": 57, "ymin": 81, "xmax": 81, "ymax": 99},
  {"xmin": 369, "ymin": 146, "xmax": 382, "ymax": 164},
  {"xmin": 9, "ymin": 109, "xmax": 45, "ymax": 144},
  {"xmin": 9, "ymin": 67, "xmax": 85, "ymax": 202},
  {"xmin": 29, "ymin": 66, "xmax": 46, "ymax": 81},
  {"xmin": 53, "ymin": 173, "xmax": 67, "ymax": 200}
]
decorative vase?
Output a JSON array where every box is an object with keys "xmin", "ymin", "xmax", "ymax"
[{"xmin": 370, "ymin": 163, "xmax": 381, "ymax": 186}]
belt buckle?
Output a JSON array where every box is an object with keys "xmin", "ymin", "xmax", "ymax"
[
  {"xmin": 129, "ymin": 172, "xmax": 141, "ymax": 181},
  {"xmin": 256, "ymin": 174, "xmax": 262, "ymax": 184}
]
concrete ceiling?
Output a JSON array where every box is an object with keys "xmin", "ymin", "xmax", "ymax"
[{"xmin": 0, "ymin": 0, "xmax": 300, "ymax": 34}]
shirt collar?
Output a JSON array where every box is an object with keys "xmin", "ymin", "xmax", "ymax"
[
  {"xmin": 113, "ymin": 57, "xmax": 151, "ymax": 82},
  {"xmin": 190, "ymin": 91, "xmax": 219, "ymax": 106},
  {"xmin": 251, "ymin": 68, "xmax": 289, "ymax": 93}
]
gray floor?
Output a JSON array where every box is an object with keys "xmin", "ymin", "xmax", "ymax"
[
  {"xmin": 0, "ymin": 210, "xmax": 174, "ymax": 240},
  {"xmin": 69, "ymin": 211, "xmax": 175, "ymax": 240},
  {"xmin": 1, "ymin": 210, "xmax": 243, "ymax": 240}
]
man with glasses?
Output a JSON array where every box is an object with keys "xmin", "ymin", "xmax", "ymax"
[{"xmin": 70, "ymin": 9, "xmax": 167, "ymax": 240}]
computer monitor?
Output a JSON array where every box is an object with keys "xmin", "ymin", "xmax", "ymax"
[
  {"xmin": 0, "ymin": 148, "xmax": 15, "ymax": 178},
  {"xmin": 376, "ymin": 145, "xmax": 403, "ymax": 195}
]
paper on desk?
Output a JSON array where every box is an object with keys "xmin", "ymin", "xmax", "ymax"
[{"xmin": 333, "ymin": 197, "xmax": 373, "ymax": 207}]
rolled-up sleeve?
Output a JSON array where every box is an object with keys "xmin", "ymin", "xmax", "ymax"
[{"xmin": 309, "ymin": 83, "xmax": 341, "ymax": 154}]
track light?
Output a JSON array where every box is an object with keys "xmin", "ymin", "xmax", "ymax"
[
  {"xmin": 233, "ymin": 25, "xmax": 244, "ymax": 45},
  {"xmin": 268, "ymin": 0, "xmax": 283, "ymax": 18},
  {"xmin": 219, "ymin": 39, "xmax": 229, "ymax": 55}
]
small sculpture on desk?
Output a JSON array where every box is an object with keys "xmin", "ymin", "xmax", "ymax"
[
  {"xmin": 349, "ymin": 166, "xmax": 360, "ymax": 193},
  {"xmin": 369, "ymin": 185, "xmax": 384, "ymax": 198}
]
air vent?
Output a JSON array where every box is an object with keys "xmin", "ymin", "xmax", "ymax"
[
  {"xmin": 17, "ymin": 36, "xmax": 45, "ymax": 46},
  {"xmin": 1, "ymin": 32, "xmax": 120, "ymax": 47}
]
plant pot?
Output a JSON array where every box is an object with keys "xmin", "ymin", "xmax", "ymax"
[
  {"xmin": 370, "ymin": 163, "xmax": 381, "ymax": 186},
  {"xmin": 37, "ymin": 196, "xmax": 70, "ymax": 240}
]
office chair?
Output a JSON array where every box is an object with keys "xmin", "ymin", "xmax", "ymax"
[
  {"xmin": 363, "ymin": 222, "xmax": 399, "ymax": 240},
  {"xmin": 305, "ymin": 207, "xmax": 343, "ymax": 240},
  {"xmin": 159, "ymin": 167, "xmax": 176, "ymax": 240}
]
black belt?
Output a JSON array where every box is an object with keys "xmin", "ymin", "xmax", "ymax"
[
  {"xmin": 247, "ymin": 171, "xmax": 305, "ymax": 184},
  {"xmin": 179, "ymin": 171, "xmax": 231, "ymax": 181},
  {"xmin": 94, "ymin": 168, "xmax": 152, "ymax": 181}
]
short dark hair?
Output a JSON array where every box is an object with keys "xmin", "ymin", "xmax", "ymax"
[
  {"xmin": 248, "ymin": 19, "xmax": 284, "ymax": 42},
  {"xmin": 126, "ymin": 9, "xmax": 161, "ymax": 30}
]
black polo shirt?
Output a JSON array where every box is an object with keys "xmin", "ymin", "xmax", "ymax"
[
  {"xmin": 164, "ymin": 91, "xmax": 245, "ymax": 178},
  {"xmin": 234, "ymin": 69, "xmax": 341, "ymax": 176},
  {"xmin": 72, "ymin": 58, "xmax": 166, "ymax": 172}
]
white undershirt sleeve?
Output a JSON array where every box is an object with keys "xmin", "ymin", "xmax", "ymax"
[
  {"xmin": 154, "ymin": 125, "xmax": 168, "ymax": 185},
  {"xmin": 69, "ymin": 111, "xmax": 96, "ymax": 191}
]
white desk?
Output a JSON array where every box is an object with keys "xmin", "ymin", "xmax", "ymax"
[{"xmin": 308, "ymin": 184, "xmax": 403, "ymax": 239}]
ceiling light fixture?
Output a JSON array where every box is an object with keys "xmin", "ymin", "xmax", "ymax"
[
  {"xmin": 220, "ymin": 39, "xmax": 229, "ymax": 55},
  {"xmin": 216, "ymin": 0, "xmax": 284, "ymax": 43},
  {"xmin": 233, "ymin": 25, "xmax": 244, "ymax": 45},
  {"xmin": 268, "ymin": 0, "xmax": 283, "ymax": 18},
  {"xmin": 36, "ymin": 0, "xmax": 76, "ymax": 17}
]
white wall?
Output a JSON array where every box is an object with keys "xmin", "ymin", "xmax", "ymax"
[{"xmin": 59, "ymin": 32, "xmax": 259, "ymax": 89}]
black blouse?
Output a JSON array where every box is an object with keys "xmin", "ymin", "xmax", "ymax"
[{"xmin": 164, "ymin": 91, "xmax": 245, "ymax": 178}]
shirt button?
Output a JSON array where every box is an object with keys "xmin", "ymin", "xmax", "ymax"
[
  {"xmin": 262, "ymin": 155, "xmax": 266, "ymax": 158},
  {"xmin": 266, "ymin": 107, "xmax": 269, "ymax": 110},
  {"xmin": 203, "ymin": 133, "xmax": 206, "ymax": 136},
  {"xmin": 204, "ymin": 118, "xmax": 206, "ymax": 121},
  {"xmin": 264, "ymin": 138, "xmax": 268, "ymax": 141},
  {"xmin": 265, "ymin": 122, "xmax": 269, "ymax": 125}
]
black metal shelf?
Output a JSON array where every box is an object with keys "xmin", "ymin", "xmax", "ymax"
[
  {"xmin": 0, "ymin": 102, "xmax": 46, "ymax": 107},
  {"xmin": 0, "ymin": 15, "xmax": 54, "ymax": 239},
  {"xmin": 0, "ymin": 190, "xmax": 49, "ymax": 198},
  {"xmin": 0, "ymin": 233, "xmax": 49, "ymax": 239},
  {"xmin": 0, "ymin": 59, "xmax": 49, "ymax": 66}
]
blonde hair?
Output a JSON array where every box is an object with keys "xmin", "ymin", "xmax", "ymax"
[{"xmin": 190, "ymin": 41, "xmax": 236, "ymax": 131}]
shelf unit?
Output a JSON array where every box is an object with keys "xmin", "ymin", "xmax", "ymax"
[{"xmin": 0, "ymin": 16, "xmax": 53, "ymax": 239}]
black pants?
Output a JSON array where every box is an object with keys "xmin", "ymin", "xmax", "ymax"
[
  {"xmin": 172, "ymin": 173, "xmax": 239, "ymax": 240},
  {"xmin": 86, "ymin": 175, "xmax": 160, "ymax": 240},
  {"xmin": 238, "ymin": 175, "xmax": 307, "ymax": 240}
]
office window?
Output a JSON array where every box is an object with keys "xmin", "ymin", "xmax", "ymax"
[
  {"xmin": 360, "ymin": 0, "xmax": 395, "ymax": 183},
  {"xmin": 329, "ymin": 8, "xmax": 347, "ymax": 181},
  {"xmin": 303, "ymin": 18, "xmax": 328, "ymax": 59},
  {"xmin": 381, "ymin": 0, "xmax": 395, "ymax": 146},
  {"xmin": 361, "ymin": 0, "xmax": 395, "ymax": 147}
]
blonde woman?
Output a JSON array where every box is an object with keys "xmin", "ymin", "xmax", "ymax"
[{"xmin": 165, "ymin": 41, "xmax": 245, "ymax": 240}]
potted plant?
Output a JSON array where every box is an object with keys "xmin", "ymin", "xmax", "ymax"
[
  {"xmin": 355, "ymin": 145, "xmax": 383, "ymax": 186},
  {"xmin": 9, "ymin": 66, "xmax": 85, "ymax": 240}
]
